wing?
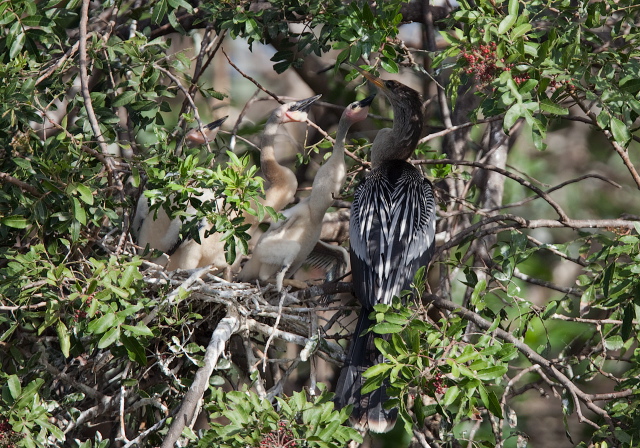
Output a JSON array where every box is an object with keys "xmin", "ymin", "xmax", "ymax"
[{"xmin": 350, "ymin": 161, "xmax": 436, "ymax": 308}]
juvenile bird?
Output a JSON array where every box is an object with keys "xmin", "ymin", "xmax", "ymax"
[
  {"xmin": 133, "ymin": 95, "xmax": 321, "ymax": 271},
  {"xmin": 238, "ymin": 95, "xmax": 376, "ymax": 290}
]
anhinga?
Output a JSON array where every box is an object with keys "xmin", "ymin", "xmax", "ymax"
[
  {"xmin": 334, "ymin": 69, "xmax": 437, "ymax": 433},
  {"xmin": 238, "ymin": 95, "xmax": 376, "ymax": 290},
  {"xmin": 133, "ymin": 95, "xmax": 320, "ymax": 271}
]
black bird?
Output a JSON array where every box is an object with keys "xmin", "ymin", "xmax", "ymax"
[{"xmin": 335, "ymin": 68, "xmax": 437, "ymax": 433}]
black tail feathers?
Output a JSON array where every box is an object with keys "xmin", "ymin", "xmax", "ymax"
[{"xmin": 334, "ymin": 310, "xmax": 397, "ymax": 433}]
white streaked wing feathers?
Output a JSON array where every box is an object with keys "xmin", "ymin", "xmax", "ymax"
[{"xmin": 350, "ymin": 163, "xmax": 436, "ymax": 307}]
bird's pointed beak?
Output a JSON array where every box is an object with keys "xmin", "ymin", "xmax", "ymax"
[
  {"xmin": 357, "ymin": 94, "xmax": 376, "ymax": 108},
  {"xmin": 185, "ymin": 116, "xmax": 229, "ymax": 145},
  {"xmin": 204, "ymin": 115, "xmax": 229, "ymax": 131},
  {"xmin": 290, "ymin": 94, "xmax": 322, "ymax": 112},
  {"xmin": 351, "ymin": 65, "xmax": 386, "ymax": 90}
]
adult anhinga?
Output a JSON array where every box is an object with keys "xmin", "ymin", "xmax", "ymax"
[
  {"xmin": 238, "ymin": 95, "xmax": 376, "ymax": 290},
  {"xmin": 334, "ymin": 69, "xmax": 437, "ymax": 433},
  {"xmin": 133, "ymin": 95, "xmax": 320, "ymax": 271}
]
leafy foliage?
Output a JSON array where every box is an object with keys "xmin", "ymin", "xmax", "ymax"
[
  {"xmin": 1, "ymin": 0, "xmax": 640, "ymax": 447},
  {"xmin": 197, "ymin": 387, "xmax": 361, "ymax": 448}
]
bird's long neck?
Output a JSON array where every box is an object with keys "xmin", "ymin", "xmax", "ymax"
[
  {"xmin": 259, "ymin": 117, "xmax": 298, "ymax": 212},
  {"xmin": 260, "ymin": 118, "xmax": 286, "ymax": 182},
  {"xmin": 307, "ymin": 116, "xmax": 351, "ymax": 217},
  {"xmin": 371, "ymin": 96, "xmax": 423, "ymax": 169}
]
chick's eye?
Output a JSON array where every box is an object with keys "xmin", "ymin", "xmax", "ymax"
[{"xmin": 385, "ymin": 80, "xmax": 394, "ymax": 88}]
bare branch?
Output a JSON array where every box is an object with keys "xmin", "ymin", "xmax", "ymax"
[
  {"xmin": 161, "ymin": 310, "xmax": 241, "ymax": 448},
  {"xmin": 417, "ymin": 158, "xmax": 570, "ymax": 221}
]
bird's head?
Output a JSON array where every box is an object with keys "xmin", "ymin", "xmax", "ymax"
[
  {"xmin": 343, "ymin": 94, "xmax": 376, "ymax": 124},
  {"xmin": 352, "ymin": 66, "xmax": 422, "ymax": 111},
  {"xmin": 273, "ymin": 94, "xmax": 322, "ymax": 124},
  {"xmin": 185, "ymin": 115, "xmax": 229, "ymax": 145}
]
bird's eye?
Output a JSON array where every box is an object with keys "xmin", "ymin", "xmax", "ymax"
[{"xmin": 385, "ymin": 80, "xmax": 395, "ymax": 89}]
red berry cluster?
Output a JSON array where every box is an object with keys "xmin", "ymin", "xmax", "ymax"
[
  {"xmin": 73, "ymin": 294, "xmax": 93, "ymax": 322},
  {"xmin": 549, "ymin": 77, "xmax": 576, "ymax": 92},
  {"xmin": 0, "ymin": 419, "xmax": 24, "ymax": 448},
  {"xmin": 260, "ymin": 421, "xmax": 298, "ymax": 448},
  {"xmin": 459, "ymin": 42, "xmax": 530, "ymax": 87},
  {"xmin": 431, "ymin": 371, "xmax": 446, "ymax": 395}
]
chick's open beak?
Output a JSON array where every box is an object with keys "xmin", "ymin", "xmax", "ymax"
[{"xmin": 290, "ymin": 94, "xmax": 322, "ymax": 112}]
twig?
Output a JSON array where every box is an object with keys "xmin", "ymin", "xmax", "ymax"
[
  {"xmin": 36, "ymin": 41, "xmax": 80, "ymax": 85},
  {"xmin": 142, "ymin": 265, "xmax": 212, "ymax": 325},
  {"xmin": 118, "ymin": 361, "xmax": 132, "ymax": 443},
  {"xmin": 160, "ymin": 309, "xmax": 241, "ymax": 448},
  {"xmin": 0, "ymin": 301, "xmax": 47, "ymax": 312},
  {"xmin": 0, "ymin": 170, "xmax": 42, "ymax": 198},
  {"xmin": 412, "ymin": 429, "xmax": 433, "ymax": 448},
  {"xmin": 481, "ymin": 173, "xmax": 621, "ymax": 214},
  {"xmin": 229, "ymin": 89, "xmax": 261, "ymax": 151},
  {"xmin": 154, "ymin": 64, "xmax": 212, "ymax": 156},
  {"xmin": 417, "ymin": 159, "xmax": 569, "ymax": 221},
  {"xmin": 551, "ymin": 314, "xmax": 639, "ymax": 326},
  {"xmin": 588, "ymin": 390, "xmax": 634, "ymax": 401},
  {"xmin": 570, "ymin": 91, "xmax": 640, "ymax": 189},
  {"xmin": 222, "ymin": 49, "xmax": 282, "ymax": 103},
  {"xmin": 436, "ymin": 213, "xmax": 639, "ymax": 257},
  {"xmin": 123, "ymin": 416, "xmax": 168, "ymax": 448},
  {"xmin": 262, "ymin": 290, "xmax": 286, "ymax": 371},
  {"xmin": 78, "ymin": 0, "xmax": 116, "ymax": 181},
  {"xmin": 418, "ymin": 116, "xmax": 504, "ymax": 144}
]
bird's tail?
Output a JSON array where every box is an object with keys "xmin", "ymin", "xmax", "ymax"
[{"xmin": 334, "ymin": 309, "xmax": 397, "ymax": 433}]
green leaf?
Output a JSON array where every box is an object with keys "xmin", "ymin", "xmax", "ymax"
[
  {"xmin": 151, "ymin": 0, "xmax": 167, "ymax": 25},
  {"xmin": 511, "ymin": 23, "xmax": 531, "ymax": 39},
  {"xmin": 380, "ymin": 57, "xmax": 398, "ymax": 74},
  {"xmin": 479, "ymin": 386, "xmax": 503, "ymax": 418},
  {"xmin": 87, "ymin": 312, "xmax": 117, "ymax": 334},
  {"xmin": 610, "ymin": 117, "xmax": 631, "ymax": 146},
  {"xmin": 470, "ymin": 279, "xmax": 486, "ymax": 309},
  {"xmin": 508, "ymin": 0, "xmax": 519, "ymax": 16},
  {"xmin": 98, "ymin": 326, "xmax": 121, "ymax": 348},
  {"xmin": 540, "ymin": 99, "xmax": 569, "ymax": 115},
  {"xmin": 57, "ymin": 320, "xmax": 71, "ymax": 358},
  {"xmin": 477, "ymin": 365, "xmax": 508, "ymax": 380},
  {"xmin": 372, "ymin": 322, "xmax": 403, "ymax": 334},
  {"xmin": 1, "ymin": 216, "xmax": 28, "ymax": 229},
  {"xmin": 604, "ymin": 335, "xmax": 623, "ymax": 351},
  {"xmin": 122, "ymin": 323, "xmax": 154, "ymax": 337},
  {"xmin": 362, "ymin": 362, "xmax": 391, "ymax": 378},
  {"xmin": 112, "ymin": 91, "xmax": 137, "ymax": 107},
  {"xmin": 72, "ymin": 197, "xmax": 86, "ymax": 225},
  {"xmin": 456, "ymin": 345, "xmax": 479, "ymax": 363},
  {"xmin": 10, "ymin": 32, "xmax": 25, "ymax": 59},
  {"xmin": 76, "ymin": 184, "xmax": 94, "ymax": 205},
  {"xmin": 498, "ymin": 15, "xmax": 517, "ymax": 34},
  {"xmin": 7, "ymin": 374, "xmax": 21, "ymax": 399},
  {"xmin": 122, "ymin": 334, "xmax": 147, "ymax": 365},
  {"xmin": 504, "ymin": 103, "xmax": 523, "ymax": 131},
  {"xmin": 442, "ymin": 385, "xmax": 460, "ymax": 407}
]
